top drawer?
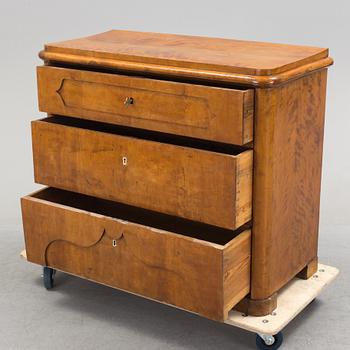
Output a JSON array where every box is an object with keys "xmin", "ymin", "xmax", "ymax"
[{"xmin": 37, "ymin": 66, "xmax": 254, "ymax": 145}]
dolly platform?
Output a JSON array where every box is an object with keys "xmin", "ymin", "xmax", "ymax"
[{"xmin": 20, "ymin": 250, "xmax": 338, "ymax": 349}]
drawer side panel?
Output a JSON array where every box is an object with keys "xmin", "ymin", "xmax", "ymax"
[{"xmin": 223, "ymin": 230, "xmax": 251, "ymax": 318}]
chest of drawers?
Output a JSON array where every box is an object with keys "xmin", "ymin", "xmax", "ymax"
[{"xmin": 21, "ymin": 30, "xmax": 332, "ymax": 322}]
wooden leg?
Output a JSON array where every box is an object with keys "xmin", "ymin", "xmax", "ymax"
[
  {"xmin": 234, "ymin": 257, "xmax": 318, "ymax": 316},
  {"xmin": 234, "ymin": 293, "xmax": 277, "ymax": 316},
  {"xmin": 297, "ymin": 257, "xmax": 318, "ymax": 280}
]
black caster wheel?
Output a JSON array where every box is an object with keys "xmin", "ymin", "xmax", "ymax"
[
  {"xmin": 43, "ymin": 266, "xmax": 55, "ymax": 290},
  {"xmin": 256, "ymin": 332, "xmax": 283, "ymax": 349}
]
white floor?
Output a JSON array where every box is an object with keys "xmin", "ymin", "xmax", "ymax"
[{"xmin": 1, "ymin": 225, "xmax": 349, "ymax": 350}]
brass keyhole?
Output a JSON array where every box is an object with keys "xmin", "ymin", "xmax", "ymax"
[{"xmin": 124, "ymin": 97, "xmax": 134, "ymax": 106}]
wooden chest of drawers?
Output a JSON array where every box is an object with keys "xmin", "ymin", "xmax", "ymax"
[{"xmin": 21, "ymin": 30, "xmax": 332, "ymax": 322}]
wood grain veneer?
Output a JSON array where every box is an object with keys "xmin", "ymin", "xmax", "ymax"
[
  {"xmin": 37, "ymin": 66, "xmax": 254, "ymax": 145},
  {"xmin": 21, "ymin": 187, "xmax": 251, "ymax": 321},
  {"xmin": 251, "ymin": 70, "xmax": 327, "ymax": 301},
  {"xmin": 21, "ymin": 30, "xmax": 333, "ymax": 318},
  {"xmin": 32, "ymin": 117, "xmax": 253, "ymax": 230},
  {"xmin": 39, "ymin": 30, "xmax": 333, "ymax": 87}
]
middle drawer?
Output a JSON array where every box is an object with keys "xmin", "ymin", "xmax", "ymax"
[{"xmin": 32, "ymin": 117, "xmax": 253, "ymax": 229}]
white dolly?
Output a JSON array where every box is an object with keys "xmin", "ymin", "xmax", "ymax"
[
  {"xmin": 226, "ymin": 264, "xmax": 339, "ymax": 349},
  {"xmin": 20, "ymin": 250, "xmax": 338, "ymax": 349}
]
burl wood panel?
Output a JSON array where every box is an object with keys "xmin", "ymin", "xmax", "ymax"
[
  {"xmin": 39, "ymin": 30, "xmax": 332, "ymax": 87},
  {"xmin": 31, "ymin": 119, "xmax": 253, "ymax": 230},
  {"xmin": 251, "ymin": 70, "xmax": 327, "ymax": 301},
  {"xmin": 21, "ymin": 189, "xmax": 251, "ymax": 321},
  {"xmin": 37, "ymin": 66, "xmax": 254, "ymax": 145}
]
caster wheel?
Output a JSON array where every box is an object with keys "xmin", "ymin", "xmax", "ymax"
[
  {"xmin": 256, "ymin": 332, "xmax": 283, "ymax": 349},
  {"xmin": 43, "ymin": 266, "xmax": 55, "ymax": 290}
]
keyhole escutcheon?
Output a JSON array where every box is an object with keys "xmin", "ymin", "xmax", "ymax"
[{"xmin": 124, "ymin": 97, "xmax": 134, "ymax": 106}]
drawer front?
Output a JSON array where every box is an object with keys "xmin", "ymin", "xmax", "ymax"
[
  {"xmin": 37, "ymin": 66, "xmax": 254, "ymax": 145},
  {"xmin": 21, "ymin": 188, "xmax": 251, "ymax": 321},
  {"xmin": 32, "ymin": 118, "xmax": 253, "ymax": 230}
]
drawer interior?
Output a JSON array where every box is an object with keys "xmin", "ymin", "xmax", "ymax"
[
  {"xmin": 43, "ymin": 116, "xmax": 248, "ymax": 155},
  {"xmin": 23, "ymin": 187, "xmax": 251, "ymax": 320},
  {"xmin": 32, "ymin": 187, "xmax": 248, "ymax": 246},
  {"xmin": 33, "ymin": 116, "xmax": 253, "ymax": 229}
]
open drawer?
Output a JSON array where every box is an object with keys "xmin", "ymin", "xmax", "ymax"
[
  {"xmin": 37, "ymin": 66, "xmax": 254, "ymax": 145},
  {"xmin": 21, "ymin": 187, "xmax": 251, "ymax": 321},
  {"xmin": 32, "ymin": 116, "xmax": 253, "ymax": 230}
]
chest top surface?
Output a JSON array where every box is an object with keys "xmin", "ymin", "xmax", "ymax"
[{"xmin": 39, "ymin": 30, "xmax": 332, "ymax": 87}]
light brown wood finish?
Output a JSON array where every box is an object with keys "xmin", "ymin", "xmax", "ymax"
[
  {"xmin": 251, "ymin": 70, "xmax": 327, "ymax": 302},
  {"xmin": 223, "ymin": 233, "xmax": 252, "ymax": 317},
  {"xmin": 22, "ymin": 31, "xmax": 333, "ymax": 319},
  {"xmin": 32, "ymin": 118, "xmax": 253, "ymax": 230},
  {"xmin": 39, "ymin": 30, "xmax": 333, "ymax": 87},
  {"xmin": 37, "ymin": 66, "xmax": 254, "ymax": 145},
  {"xmin": 234, "ymin": 293, "xmax": 277, "ymax": 317},
  {"xmin": 21, "ymin": 187, "xmax": 251, "ymax": 321},
  {"xmin": 297, "ymin": 257, "xmax": 319, "ymax": 280},
  {"xmin": 235, "ymin": 151, "xmax": 253, "ymax": 227}
]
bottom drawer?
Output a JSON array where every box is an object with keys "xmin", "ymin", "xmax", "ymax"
[{"xmin": 21, "ymin": 187, "xmax": 251, "ymax": 321}]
